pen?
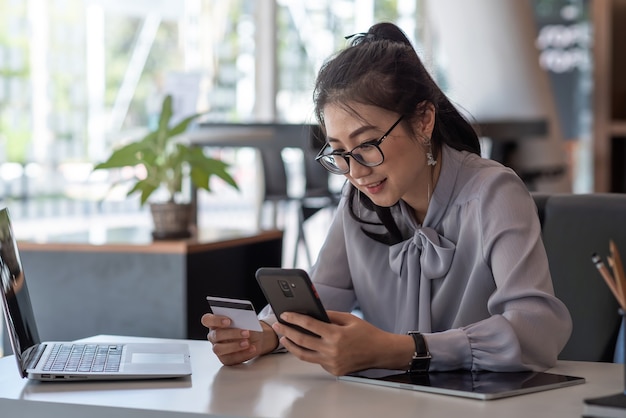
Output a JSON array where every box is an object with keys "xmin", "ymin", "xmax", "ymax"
[{"xmin": 591, "ymin": 252, "xmax": 625, "ymax": 309}]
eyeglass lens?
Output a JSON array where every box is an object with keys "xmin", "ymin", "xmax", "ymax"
[{"xmin": 319, "ymin": 143, "xmax": 383, "ymax": 174}]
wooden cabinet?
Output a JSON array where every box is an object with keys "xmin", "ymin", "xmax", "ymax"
[
  {"xmin": 593, "ymin": 0, "xmax": 626, "ymax": 192},
  {"xmin": 2, "ymin": 228, "xmax": 283, "ymax": 354}
]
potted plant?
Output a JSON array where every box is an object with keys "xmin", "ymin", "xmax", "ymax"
[{"xmin": 94, "ymin": 94, "xmax": 239, "ymax": 239}]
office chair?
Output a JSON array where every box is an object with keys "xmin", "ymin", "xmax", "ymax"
[
  {"xmin": 258, "ymin": 144, "xmax": 326, "ymax": 268},
  {"xmin": 293, "ymin": 126, "xmax": 341, "ymax": 267},
  {"xmin": 258, "ymin": 147, "xmax": 292, "ymax": 230},
  {"xmin": 536, "ymin": 193, "xmax": 626, "ymax": 362},
  {"xmin": 529, "ymin": 192, "xmax": 550, "ymax": 227},
  {"xmin": 257, "ymin": 126, "xmax": 341, "ymax": 268}
]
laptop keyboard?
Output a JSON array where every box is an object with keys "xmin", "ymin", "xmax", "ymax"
[{"xmin": 42, "ymin": 343, "xmax": 124, "ymax": 373}]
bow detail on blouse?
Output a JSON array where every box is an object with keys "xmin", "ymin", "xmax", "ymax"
[
  {"xmin": 389, "ymin": 227, "xmax": 456, "ymax": 281},
  {"xmin": 388, "ymin": 227, "xmax": 456, "ymax": 332}
]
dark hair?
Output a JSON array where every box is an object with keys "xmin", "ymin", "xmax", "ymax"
[{"xmin": 313, "ymin": 22, "xmax": 481, "ymax": 245}]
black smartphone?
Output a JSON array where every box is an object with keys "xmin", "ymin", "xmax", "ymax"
[{"xmin": 255, "ymin": 267, "xmax": 330, "ymax": 337}]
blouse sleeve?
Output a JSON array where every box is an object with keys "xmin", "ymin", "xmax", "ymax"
[{"xmin": 427, "ymin": 170, "xmax": 572, "ymax": 372}]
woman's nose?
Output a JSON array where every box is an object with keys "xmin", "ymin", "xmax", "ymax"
[{"xmin": 348, "ymin": 159, "xmax": 372, "ymax": 179}]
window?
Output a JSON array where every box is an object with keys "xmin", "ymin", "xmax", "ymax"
[{"xmin": 0, "ymin": 0, "xmax": 419, "ymax": 233}]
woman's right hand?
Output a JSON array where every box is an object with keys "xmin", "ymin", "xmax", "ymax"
[{"xmin": 201, "ymin": 313, "xmax": 279, "ymax": 366}]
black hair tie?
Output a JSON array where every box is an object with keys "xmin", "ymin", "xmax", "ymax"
[{"xmin": 344, "ymin": 32, "xmax": 377, "ymax": 44}]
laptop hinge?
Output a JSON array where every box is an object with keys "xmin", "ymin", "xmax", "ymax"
[{"xmin": 24, "ymin": 344, "xmax": 47, "ymax": 370}]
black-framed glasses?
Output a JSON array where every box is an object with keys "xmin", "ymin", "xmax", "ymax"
[{"xmin": 315, "ymin": 115, "xmax": 404, "ymax": 175}]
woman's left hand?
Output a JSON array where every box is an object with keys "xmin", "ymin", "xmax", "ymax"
[{"xmin": 272, "ymin": 310, "xmax": 411, "ymax": 376}]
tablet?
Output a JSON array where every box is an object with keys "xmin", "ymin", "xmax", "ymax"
[{"xmin": 338, "ymin": 368, "xmax": 585, "ymax": 400}]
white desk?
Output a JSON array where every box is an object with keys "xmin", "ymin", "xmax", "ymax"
[{"xmin": 0, "ymin": 335, "xmax": 623, "ymax": 418}]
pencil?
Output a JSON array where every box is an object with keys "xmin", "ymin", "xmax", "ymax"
[
  {"xmin": 610, "ymin": 240, "xmax": 626, "ymax": 300},
  {"xmin": 608, "ymin": 255, "xmax": 616, "ymax": 275},
  {"xmin": 591, "ymin": 252, "xmax": 625, "ymax": 309},
  {"xmin": 608, "ymin": 253, "xmax": 626, "ymax": 309}
]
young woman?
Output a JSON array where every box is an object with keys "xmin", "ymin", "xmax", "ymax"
[{"xmin": 201, "ymin": 22, "xmax": 571, "ymax": 376}]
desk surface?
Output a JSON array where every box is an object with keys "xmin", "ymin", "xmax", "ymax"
[{"xmin": 0, "ymin": 335, "xmax": 622, "ymax": 418}]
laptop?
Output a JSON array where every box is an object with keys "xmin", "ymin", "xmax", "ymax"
[
  {"xmin": 0, "ymin": 207, "xmax": 192, "ymax": 381},
  {"xmin": 339, "ymin": 368, "xmax": 585, "ymax": 400}
]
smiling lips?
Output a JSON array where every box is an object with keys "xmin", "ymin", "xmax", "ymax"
[{"xmin": 363, "ymin": 179, "xmax": 386, "ymax": 194}]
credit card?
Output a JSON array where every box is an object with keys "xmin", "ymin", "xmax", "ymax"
[{"xmin": 206, "ymin": 296, "xmax": 263, "ymax": 332}]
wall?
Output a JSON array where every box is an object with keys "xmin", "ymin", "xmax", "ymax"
[{"xmin": 425, "ymin": 0, "xmax": 571, "ymax": 192}]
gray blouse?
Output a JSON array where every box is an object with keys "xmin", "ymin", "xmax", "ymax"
[{"xmin": 260, "ymin": 144, "xmax": 572, "ymax": 372}]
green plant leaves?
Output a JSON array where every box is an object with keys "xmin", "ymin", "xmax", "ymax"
[
  {"xmin": 93, "ymin": 141, "xmax": 147, "ymax": 169},
  {"xmin": 93, "ymin": 94, "xmax": 239, "ymax": 205},
  {"xmin": 127, "ymin": 178, "xmax": 160, "ymax": 205},
  {"xmin": 185, "ymin": 145, "xmax": 239, "ymax": 192}
]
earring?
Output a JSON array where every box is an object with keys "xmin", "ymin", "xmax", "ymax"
[{"xmin": 424, "ymin": 138, "xmax": 437, "ymax": 166}]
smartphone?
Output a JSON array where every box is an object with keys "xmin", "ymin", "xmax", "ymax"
[{"xmin": 255, "ymin": 267, "xmax": 330, "ymax": 337}]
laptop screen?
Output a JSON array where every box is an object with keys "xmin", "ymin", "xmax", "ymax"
[{"xmin": 0, "ymin": 208, "xmax": 41, "ymax": 367}]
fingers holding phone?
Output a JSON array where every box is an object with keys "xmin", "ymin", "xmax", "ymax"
[
  {"xmin": 273, "ymin": 310, "xmax": 390, "ymax": 376},
  {"xmin": 255, "ymin": 268, "xmax": 330, "ymax": 338},
  {"xmin": 271, "ymin": 311, "xmax": 333, "ymax": 349}
]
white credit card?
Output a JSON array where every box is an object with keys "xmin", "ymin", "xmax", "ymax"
[{"xmin": 206, "ymin": 296, "xmax": 263, "ymax": 332}]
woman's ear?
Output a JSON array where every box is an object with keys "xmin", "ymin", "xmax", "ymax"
[{"xmin": 416, "ymin": 102, "xmax": 436, "ymax": 140}]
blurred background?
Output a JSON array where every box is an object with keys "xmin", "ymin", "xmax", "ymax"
[{"xmin": 0, "ymin": 0, "xmax": 612, "ymax": 261}]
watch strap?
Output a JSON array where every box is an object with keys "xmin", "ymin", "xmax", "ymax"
[{"xmin": 407, "ymin": 331, "xmax": 431, "ymax": 373}]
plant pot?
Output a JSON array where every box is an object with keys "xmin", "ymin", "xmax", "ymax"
[{"xmin": 149, "ymin": 202, "xmax": 192, "ymax": 240}]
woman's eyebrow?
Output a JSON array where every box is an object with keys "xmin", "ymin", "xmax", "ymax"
[{"xmin": 326, "ymin": 124, "xmax": 377, "ymax": 143}]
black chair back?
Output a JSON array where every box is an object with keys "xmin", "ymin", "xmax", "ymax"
[
  {"xmin": 536, "ymin": 193, "xmax": 626, "ymax": 362},
  {"xmin": 259, "ymin": 148, "xmax": 289, "ymax": 202}
]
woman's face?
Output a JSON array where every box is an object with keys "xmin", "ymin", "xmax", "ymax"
[{"xmin": 322, "ymin": 102, "xmax": 434, "ymax": 210}]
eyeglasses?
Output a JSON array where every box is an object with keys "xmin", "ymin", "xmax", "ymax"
[{"xmin": 315, "ymin": 115, "xmax": 404, "ymax": 175}]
